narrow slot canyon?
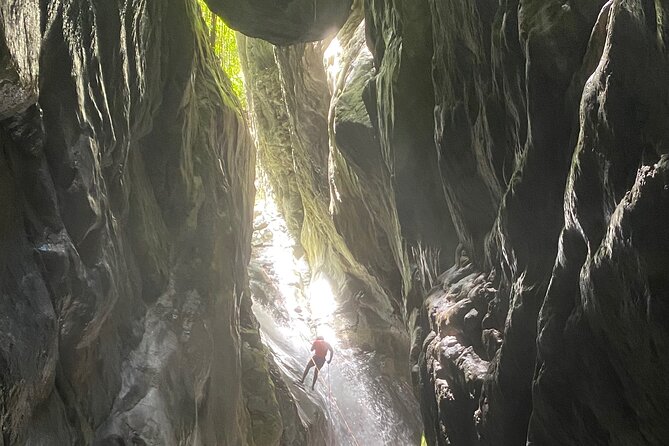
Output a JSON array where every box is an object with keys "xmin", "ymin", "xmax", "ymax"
[{"xmin": 1, "ymin": 0, "xmax": 669, "ymax": 445}]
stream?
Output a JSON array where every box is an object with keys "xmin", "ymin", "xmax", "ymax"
[{"xmin": 250, "ymin": 196, "xmax": 422, "ymax": 445}]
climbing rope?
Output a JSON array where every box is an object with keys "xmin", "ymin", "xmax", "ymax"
[
  {"xmin": 301, "ymin": 341, "xmax": 362, "ymax": 445},
  {"xmin": 327, "ymin": 362, "xmax": 332, "ymax": 414},
  {"xmin": 311, "ymin": 359, "xmax": 361, "ymax": 446},
  {"xmin": 327, "ymin": 364, "xmax": 361, "ymax": 446}
]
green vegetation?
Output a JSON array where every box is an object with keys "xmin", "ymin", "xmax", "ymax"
[{"xmin": 197, "ymin": 0, "xmax": 246, "ymax": 105}]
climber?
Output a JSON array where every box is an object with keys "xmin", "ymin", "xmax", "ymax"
[{"xmin": 300, "ymin": 336, "xmax": 334, "ymax": 390}]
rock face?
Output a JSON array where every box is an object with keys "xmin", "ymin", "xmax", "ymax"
[
  {"xmin": 0, "ymin": 0, "xmax": 40, "ymax": 119},
  {"xmin": 364, "ymin": 0, "xmax": 458, "ymax": 263},
  {"xmin": 3, "ymin": 0, "xmax": 669, "ymax": 444},
  {"xmin": 418, "ymin": 1, "xmax": 669, "ymax": 445},
  {"xmin": 239, "ymin": 5, "xmax": 411, "ymax": 361},
  {"xmin": 204, "ymin": 0, "xmax": 353, "ymax": 45},
  {"xmin": 236, "ymin": 0, "xmax": 669, "ymax": 444},
  {"xmin": 530, "ymin": 2, "xmax": 669, "ymax": 444},
  {"xmin": 0, "ymin": 0, "xmax": 279, "ymax": 444}
]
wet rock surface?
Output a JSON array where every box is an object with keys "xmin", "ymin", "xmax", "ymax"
[
  {"xmin": 0, "ymin": 0, "xmax": 40, "ymax": 119},
  {"xmin": 364, "ymin": 0, "xmax": 458, "ymax": 264},
  {"xmin": 203, "ymin": 0, "xmax": 353, "ymax": 45},
  {"xmin": 3, "ymin": 0, "xmax": 669, "ymax": 444},
  {"xmin": 249, "ymin": 202, "xmax": 422, "ymax": 445},
  {"xmin": 418, "ymin": 1, "xmax": 669, "ymax": 445},
  {"xmin": 0, "ymin": 0, "xmax": 271, "ymax": 444},
  {"xmin": 530, "ymin": 2, "xmax": 669, "ymax": 444},
  {"xmin": 238, "ymin": 0, "xmax": 669, "ymax": 443},
  {"xmin": 239, "ymin": 5, "xmax": 410, "ymax": 364}
]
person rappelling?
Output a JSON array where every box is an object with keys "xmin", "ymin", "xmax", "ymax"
[{"xmin": 300, "ymin": 336, "xmax": 334, "ymax": 390}]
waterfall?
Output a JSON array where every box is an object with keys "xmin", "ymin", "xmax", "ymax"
[{"xmin": 251, "ymin": 195, "xmax": 422, "ymax": 445}]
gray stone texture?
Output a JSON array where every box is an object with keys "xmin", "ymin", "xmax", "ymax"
[{"xmin": 0, "ymin": 0, "xmax": 261, "ymax": 444}]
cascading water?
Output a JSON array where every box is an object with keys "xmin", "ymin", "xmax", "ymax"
[{"xmin": 250, "ymin": 195, "xmax": 422, "ymax": 445}]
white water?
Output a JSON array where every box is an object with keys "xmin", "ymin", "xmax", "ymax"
[{"xmin": 251, "ymin": 197, "xmax": 421, "ymax": 446}]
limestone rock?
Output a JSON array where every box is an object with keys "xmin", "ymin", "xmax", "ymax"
[
  {"xmin": 365, "ymin": 0, "xmax": 458, "ymax": 268},
  {"xmin": 0, "ymin": 0, "xmax": 40, "ymax": 118},
  {"xmin": 204, "ymin": 0, "xmax": 353, "ymax": 45},
  {"xmin": 240, "ymin": 16, "xmax": 409, "ymax": 360},
  {"xmin": 0, "ymin": 0, "xmax": 259, "ymax": 444},
  {"xmin": 531, "ymin": 2, "xmax": 669, "ymax": 444},
  {"xmin": 3, "ymin": 0, "xmax": 669, "ymax": 444},
  {"xmin": 415, "ymin": 0, "xmax": 669, "ymax": 444}
]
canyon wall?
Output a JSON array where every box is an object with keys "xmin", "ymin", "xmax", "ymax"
[
  {"xmin": 220, "ymin": 0, "xmax": 669, "ymax": 444},
  {"xmin": 2, "ymin": 0, "xmax": 669, "ymax": 445},
  {"xmin": 419, "ymin": 1, "xmax": 669, "ymax": 445},
  {"xmin": 238, "ymin": 2, "xmax": 412, "ymax": 360},
  {"xmin": 0, "ymin": 0, "xmax": 290, "ymax": 444}
]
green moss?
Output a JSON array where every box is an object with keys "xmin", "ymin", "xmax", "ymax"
[{"xmin": 197, "ymin": 0, "xmax": 246, "ymax": 106}]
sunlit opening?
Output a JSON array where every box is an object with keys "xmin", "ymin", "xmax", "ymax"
[
  {"xmin": 307, "ymin": 274, "xmax": 338, "ymax": 346},
  {"xmin": 324, "ymin": 37, "xmax": 343, "ymax": 90},
  {"xmin": 253, "ymin": 187, "xmax": 341, "ymax": 349},
  {"xmin": 253, "ymin": 194, "xmax": 308, "ymax": 306},
  {"xmin": 252, "ymin": 188, "xmax": 421, "ymax": 445}
]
